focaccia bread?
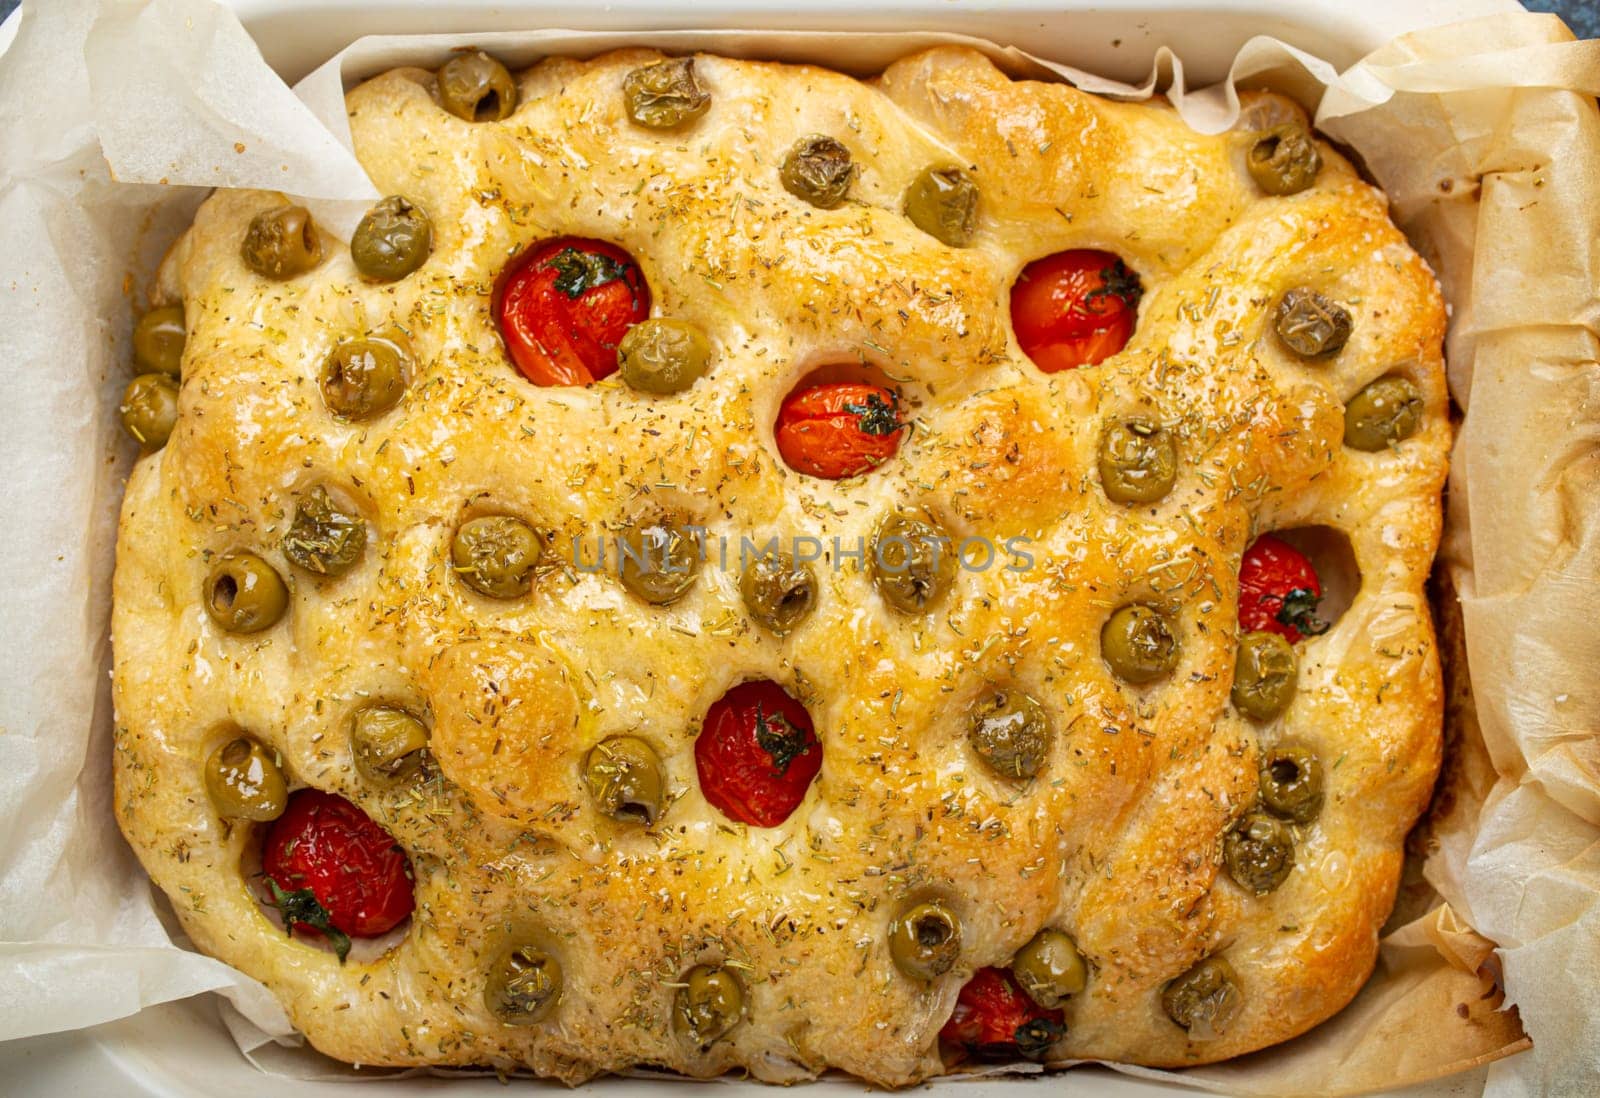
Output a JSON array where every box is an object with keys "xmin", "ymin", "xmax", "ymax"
[{"xmin": 111, "ymin": 46, "xmax": 1449, "ymax": 1085}]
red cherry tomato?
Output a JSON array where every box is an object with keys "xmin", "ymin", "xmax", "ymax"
[
  {"xmin": 495, "ymin": 237, "xmax": 650, "ymax": 386},
  {"xmin": 1010, "ymin": 249, "xmax": 1142, "ymax": 372},
  {"xmin": 774, "ymin": 382, "xmax": 907, "ymax": 480},
  {"xmin": 262, "ymin": 789, "xmax": 414, "ymax": 961},
  {"xmin": 695, "ymin": 681, "xmax": 822, "ymax": 827},
  {"xmin": 1239, "ymin": 533, "xmax": 1328, "ymax": 643},
  {"xmin": 940, "ymin": 967, "xmax": 1066, "ymax": 1062}
]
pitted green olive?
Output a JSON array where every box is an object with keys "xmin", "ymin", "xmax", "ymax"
[
  {"xmin": 618, "ymin": 519, "xmax": 701, "ymax": 605},
  {"xmin": 623, "ymin": 57, "xmax": 710, "ymax": 130},
  {"xmin": 351, "ymin": 196, "xmax": 432, "ymax": 282},
  {"xmin": 203, "ymin": 551, "xmax": 288, "ymax": 634},
  {"xmin": 870, "ymin": 511, "xmax": 956, "ymax": 614},
  {"xmin": 888, "ymin": 900, "xmax": 962, "ymax": 981},
  {"xmin": 1344, "ymin": 376, "xmax": 1423, "ymax": 451},
  {"xmin": 739, "ymin": 551, "xmax": 817, "ymax": 634},
  {"xmin": 452, "ymin": 515, "xmax": 541, "ymax": 599},
  {"xmin": 1101, "ymin": 604, "xmax": 1178, "ymax": 684},
  {"xmin": 780, "ymin": 135, "xmax": 855, "ymax": 209},
  {"xmin": 1247, "ymin": 124, "xmax": 1322, "ymax": 196},
  {"xmin": 584, "ymin": 736, "xmax": 664, "ymax": 825},
  {"xmin": 1274, "ymin": 287, "xmax": 1351, "ymax": 358},
  {"xmin": 674, "ymin": 964, "xmax": 744, "ymax": 1046},
  {"xmin": 133, "ymin": 305, "xmax": 185, "ymax": 376},
  {"xmin": 1099, "ymin": 418, "xmax": 1177, "ymax": 504},
  {"xmin": 617, "ymin": 318, "xmax": 712, "ymax": 395},
  {"xmin": 1012, "ymin": 928, "xmax": 1088, "ymax": 1009},
  {"xmin": 1258, "ymin": 741, "xmax": 1324, "ymax": 823},
  {"xmin": 120, "ymin": 373, "xmax": 179, "ymax": 450},
  {"xmin": 438, "ymin": 50, "xmax": 517, "ymax": 122},
  {"xmin": 1162, "ymin": 956, "xmax": 1242, "ymax": 1038},
  {"xmin": 322, "ymin": 336, "xmax": 409, "ymax": 421},
  {"xmin": 1223, "ymin": 811, "xmax": 1296, "ymax": 894},
  {"xmin": 351, "ymin": 706, "xmax": 430, "ymax": 784},
  {"xmin": 204, "ymin": 736, "xmax": 287, "ymax": 821},
  {"xmin": 1231, "ymin": 631, "xmax": 1297, "ymax": 721},
  {"xmin": 485, "ymin": 942, "xmax": 563, "ymax": 1025},
  {"xmin": 904, "ymin": 166, "xmax": 979, "ymax": 247},
  {"xmin": 966, "ymin": 686, "xmax": 1052, "ymax": 780},
  {"xmin": 241, "ymin": 205, "xmax": 323, "ymax": 280},
  {"xmin": 282, "ymin": 486, "xmax": 366, "ymax": 578}
]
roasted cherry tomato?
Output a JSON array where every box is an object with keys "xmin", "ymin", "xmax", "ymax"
[
  {"xmin": 940, "ymin": 966, "xmax": 1066, "ymax": 1062},
  {"xmin": 774, "ymin": 381, "xmax": 907, "ymax": 479},
  {"xmin": 261, "ymin": 789, "xmax": 414, "ymax": 961},
  {"xmin": 695, "ymin": 681, "xmax": 822, "ymax": 827},
  {"xmin": 496, "ymin": 237, "xmax": 650, "ymax": 386},
  {"xmin": 1011, "ymin": 249, "xmax": 1142, "ymax": 372},
  {"xmin": 1239, "ymin": 533, "xmax": 1328, "ymax": 643}
]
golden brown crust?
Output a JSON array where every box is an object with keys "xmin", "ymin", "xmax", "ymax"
[{"xmin": 112, "ymin": 47, "xmax": 1448, "ymax": 1084}]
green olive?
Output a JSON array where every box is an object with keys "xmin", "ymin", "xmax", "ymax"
[
  {"xmin": 321, "ymin": 336, "xmax": 409, "ymax": 421},
  {"xmin": 485, "ymin": 942, "xmax": 563, "ymax": 1025},
  {"xmin": 1344, "ymin": 376, "xmax": 1423, "ymax": 452},
  {"xmin": 1012, "ymin": 929, "xmax": 1088, "ymax": 1009},
  {"xmin": 451, "ymin": 515, "xmax": 541, "ymax": 599},
  {"xmin": 1274, "ymin": 287, "xmax": 1351, "ymax": 358},
  {"xmin": 203, "ymin": 551, "xmax": 289, "ymax": 634},
  {"xmin": 119, "ymin": 373, "xmax": 179, "ymax": 450},
  {"xmin": 1099, "ymin": 418, "xmax": 1177, "ymax": 504},
  {"xmin": 350, "ymin": 706, "xmax": 430, "ymax": 784},
  {"xmin": 1101, "ymin": 604, "xmax": 1178, "ymax": 684},
  {"xmin": 869, "ymin": 511, "xmax": 956, "ymax": 614},
  {"xmin": 584, "ymin": 736, "xmax": 664, "ymax": 825},
  {"xmin": 133, "ymin": 305, "xmax": 185, "ymax": 376},
  {"xmin": 617, "ymin": 318, "xmax": 712, "ymax": 395},
  {"xmin": 904, "ymin": 166, "xmax": 979, "ymax": 247},
  {"xmin": 888, "ymin": 900, "xmax": 962, "ymax": 981},
  {"xmin": 351, "ymin": 196, "xmax": 432, "ymax": 282},
  {"xmin": 1231, "ymin": 631, "xmax": 1297, "ymax": 721},
  {"xmin": 739, "ymin": 551, "xmax": 817, "ymax": 634},
  {"xmin": 204, "ymin": 736, "xmax": 287, "ymax": 821},
  {"xmin": 1223, "ymin": 810, "xmax": 1296, "ymax": 894},
  {"xmin": 437, "ymin": 50, "xmax": 517, "ymax": 122},
  {"xmin": 1247, "ymin": 123, "xmax": 1322, "ymax": 196},
  {"xmin": 966, "ymin": 686, "xmax": 1053, "ymax": 780},
  {"xmin": 780, "ymin": 135, "xmax": 855, "ymax": 209},
  {"xmin": 618, "ymin": 519, "xmax": 701, "ymax": 605},
  {"xmin": 282, "ymin": 486, "xmax": 366, "ymax": 578},
  {"xmin": 241, "ymin": 205, "xmax": 323, "ymax": 280},
  {"xmin": 1162, "ymin": 956, "xmax": 1242, "ymax": 1038},
  {"xmin": 1258, "ymin": 741, "xmax": 1324, "ymax": 823},
  {"xmin": 674, "ymin": 964, "xmax": 744, "ymax": 1046},
  {"xmin": 623, "ymin": 57, "xmax": 710, "ymax": 130}
]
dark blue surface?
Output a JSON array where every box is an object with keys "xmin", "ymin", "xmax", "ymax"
[
  {"xmin": 0, "ymin": 2, "xmax": 1592, "ymax": 47},
  {"xmin": 1526, "ymin": 0, "xmax": 1599, "ymax": 36}
]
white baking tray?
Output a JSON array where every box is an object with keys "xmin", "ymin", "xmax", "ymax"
[
  {"xmin": 223, "ymin": 0, "xmax": 1512, "ymax": 84},
  {"xmin": 0, "ymin": 0, "xmax": 1522, "ymax": 1094}
]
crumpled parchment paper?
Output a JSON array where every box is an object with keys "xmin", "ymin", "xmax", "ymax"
[{"xmin": 0, "ymin": 1, "xmax": 1595, "ymax": 1094}]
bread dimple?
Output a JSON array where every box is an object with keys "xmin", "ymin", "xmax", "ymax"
[{"xmin": 111, "ymin": 46, "xmax": 1448, "ymax": 1083}]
